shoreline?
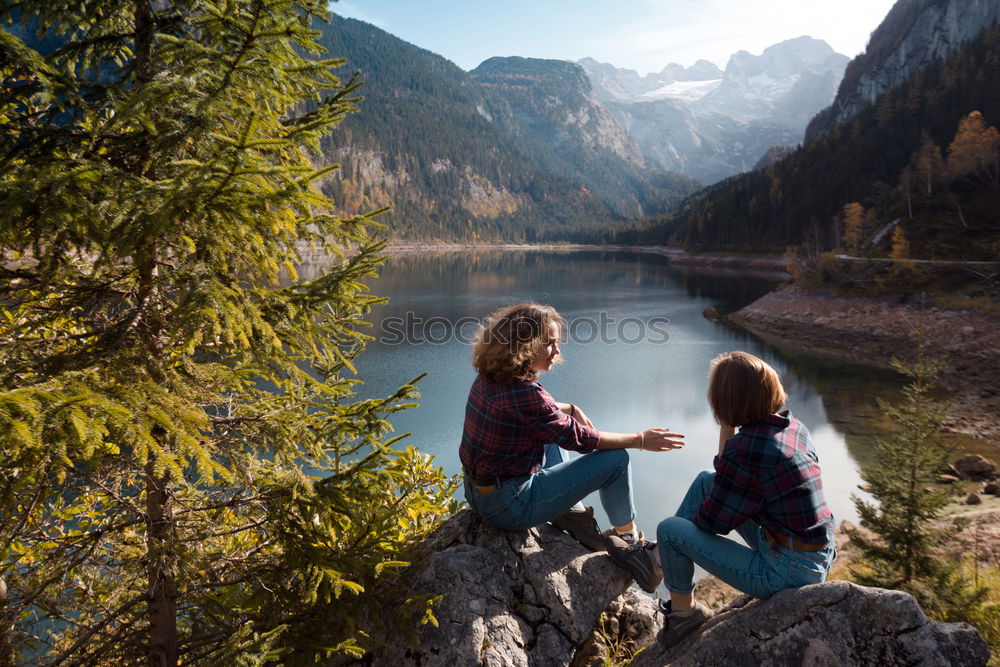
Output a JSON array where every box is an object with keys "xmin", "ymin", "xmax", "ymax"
[
  {"xmin": 727, "ymin": 286, "xmax": 1000, "ymax": 447},
  {"xmin": 378, "ymin": 242, "xmax": 791, "ymax": 279}
]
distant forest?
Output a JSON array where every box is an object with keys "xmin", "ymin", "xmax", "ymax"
[{"xmin": 656, "ymin": 23, "xmax": 1000, "ymax": 257}]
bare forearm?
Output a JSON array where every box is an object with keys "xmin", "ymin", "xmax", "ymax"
[
  {"xmin": 596, "ymin": 431, "xmax": 642, "ymax": 449},
  {"xmin": 597, "ymin": 428, "xmax": 685, "ymax": 452}
]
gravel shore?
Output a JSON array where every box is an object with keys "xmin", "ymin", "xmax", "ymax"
[{"xmin": 728, "ymin": 287, "xmax": 1000, "ymax": 446}]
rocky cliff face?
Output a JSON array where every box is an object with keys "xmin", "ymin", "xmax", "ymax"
[
  {"xmin": 471, "ymin": 57, "xmax": 695, "ymax": 219},
  {"xmin": 369, "ymin": 509, "xmax": 990, "ymax": 666},
  {"xmin": 607, "ymin": 99, "xmax": 798, "ymax": 184},
  {"xmin": 807, "ymin": 0, "xmax": 1000, "ymax": 140},
  {"xmin": 697, "ymin": 37, "xmax": 849, "ymax": 128}
]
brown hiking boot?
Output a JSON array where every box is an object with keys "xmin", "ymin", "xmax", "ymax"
[
  {"xmin": 549, "ymin": 506, "xmax": 605, "ymax": 551},
  {"xmin": 657, "ymin": 599, "xmax": 713, "ymax": 648}
]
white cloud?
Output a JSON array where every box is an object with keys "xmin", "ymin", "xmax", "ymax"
[{"xmin": 603, "ymin": 0, "xmax": 895, "ymax": 73}]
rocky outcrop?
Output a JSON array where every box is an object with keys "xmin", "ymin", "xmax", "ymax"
[
  {"xmin": 371, "ymin": 509, "xmax": 633, "ymax": 665},
  {"xmin": 807, "ymin": 0, "xmax": 1000, "ymax": 140},
  {"xmin": 371, "ymin": 509, "xmax": 991, "ymax": 666},
  {"xmin": 632, "ymin": 581, "xmax": 989, "ymax": 667}
]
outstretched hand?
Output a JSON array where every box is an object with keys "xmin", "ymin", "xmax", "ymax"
[{"xmin": 640, "ymin": 428, "xmax": 685, "ymax": 452}]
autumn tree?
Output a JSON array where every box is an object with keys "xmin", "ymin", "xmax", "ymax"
[
  {"xmin": 0, "ymin": 2, "xmax": 455, "ymax": 665},
  {"xmin": 889, "ymin": 224, "xmax": 911, "ymax": 260},
  {"xmin": 840, "ymin": 202, "xmax": 866, "ymax": 255},
  {"xmin": 946, "ymin": 111, "xmax": 1000, "ymax": 187}
]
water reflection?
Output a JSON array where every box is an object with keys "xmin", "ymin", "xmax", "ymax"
[{"xmin": 298, "ymin": 250, "xmax": 939, "ymax": 534}]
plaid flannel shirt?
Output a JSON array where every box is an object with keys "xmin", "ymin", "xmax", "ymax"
[
  {"xmin": 459, "ymin": 374, "xmax": 601, "ymax": 479},
  {"xmin": 691, "ymin": 411, "xmax": 834, "ymax": 545}
]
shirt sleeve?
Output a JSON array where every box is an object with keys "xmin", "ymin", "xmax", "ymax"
[
  {"xmin": 691, "ymin": 448, "xmax": 764, "ymax": 535},
  {"xmin": 509, "ymin": 384, "xmax": 600, "ymax": 453}
]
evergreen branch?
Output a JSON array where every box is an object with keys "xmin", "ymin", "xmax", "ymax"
[{"xmin": 45, "ymin": 593, "xmax": 147, "ymax": 667}]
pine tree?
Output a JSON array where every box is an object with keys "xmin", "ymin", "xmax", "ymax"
[
  {"xmin": 847, "ymin": 348, "xmax": 985, "ymax": 618},
  {"xmin": 0, "ymin": 2, "xmax": 456, "ymax": 664}
]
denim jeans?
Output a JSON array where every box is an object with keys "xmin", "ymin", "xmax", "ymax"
[
  {"xmin": 656, "ymin": 471, "xmax": 835, "ymax": 598},
  {"xmin": 465, "ymin": 444, "xmax": 635, "ymax": 530}
]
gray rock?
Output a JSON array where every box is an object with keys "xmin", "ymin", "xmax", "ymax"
[
  {"xmin": 983, "ymin": 481, "xmax": 1000, "ymax": 495},
  {"xmin": 956, "ymin": 454, "xmax": 997, "ymax": 481},
  {"xmin": 573, "ymin": 589, "xmax": 665, "ymax": 667},
  {"xmin": 630, "ymin": 581, "xmax": 988, "ymax": 667},
  {"xmin": 967, "ymin": 493, "xmax": 983, "ymax": 505},
  {"xmin": 370, "ymin": 508, "xmax": 632, "ymax": 666}
]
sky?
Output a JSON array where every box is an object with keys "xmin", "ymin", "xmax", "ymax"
[{"xmin": 331, "ymin": 0, "xmax": 899, "ymax": 75}]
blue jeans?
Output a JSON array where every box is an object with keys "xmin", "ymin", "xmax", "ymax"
[
  {"xmin": 465, "ymin": 444, "xmax": 635, "ymax": 530},
  {"xmin": 656, "ymin": 471, "xmax": 835, "ymax": 598}
]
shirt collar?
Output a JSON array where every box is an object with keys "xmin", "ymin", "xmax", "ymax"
[{"xmin": 765, "ymin": 410, "xmax": 791, "ymax": 427}]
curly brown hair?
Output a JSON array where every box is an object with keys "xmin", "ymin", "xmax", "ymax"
[
  {"xmin": 707, "ymin": 351, "xmax": 788, "ymax": 427},
  {"xmin": 472, "ymin": 303, "xmax": 566, "ymax": 383}
]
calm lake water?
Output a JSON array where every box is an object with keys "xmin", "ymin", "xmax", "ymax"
[{"xmin": 312, "ymin": 249, "xmax": 914, "ymax": 536}]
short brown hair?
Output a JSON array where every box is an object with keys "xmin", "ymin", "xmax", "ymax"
[
  {"xmin": 472, "ymin": 303, "xmax": 565, "ymax": 383},
  {"xmin": 707, "ymin": 351, "xmax": 787, "ymax": 427}
]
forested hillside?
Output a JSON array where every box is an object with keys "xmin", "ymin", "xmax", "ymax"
[
  {"xmin": 314, "ymin": 17, "xmax": 698, "ymax": 240},
  {"xmin": 667, "ymin": 23, "xmax": 1000, "ymax": 256},
  {"xmin": 471, "ymin": 57, "xmax": 695, "ymax": 220}
]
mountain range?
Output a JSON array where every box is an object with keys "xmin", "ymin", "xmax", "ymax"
[
  {"xmin": 10, "ymin": 0, "xmax": 995, "ymax": 249},
  {"xmin": 580, "ymin": 37, "xmax": 849, "ymax": 182},
  {"xmin": 668, "ymin": 0, "xmax": 1000, "ymax": 254},
  {"xmin": 311, "ymin": 18, "xmax": 850, "ymax": 239}
]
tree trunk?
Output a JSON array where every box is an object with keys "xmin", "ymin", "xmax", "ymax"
[
  {"xmin": 0, "ymin": 577, "xmax": 14, "ymax": 667},
  {"xmin": 146, "ymin": 464, "xmax": 178, "ymax": 667},
  {"xmin": 132, "ymin": 3, "xmax": 179, "ymax": 664}
]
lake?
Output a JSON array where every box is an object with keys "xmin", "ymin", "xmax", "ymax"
[{"xmin": 311, "ymin": 249, "xmax": 911, "ymax": 538}]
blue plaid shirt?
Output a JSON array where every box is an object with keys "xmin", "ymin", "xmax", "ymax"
[
  {"xmin": 692, "ymin": 411, "xmax": 834, "ymax": 545},
  {"xmin": 459, "ymin": 375, "xmax": 600, "ymax": 479}
]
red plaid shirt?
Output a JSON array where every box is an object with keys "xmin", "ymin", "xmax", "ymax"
[
  {"xmin": 460, "ymin": 375, "xmax": 601, "ymax": 479},
  {"xmin": 692, "ymin": 412, "xmax": 834, "ymax": 545}
]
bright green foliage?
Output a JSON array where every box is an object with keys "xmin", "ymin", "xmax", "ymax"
[
  {"xmin": 0, "ymin": 2, "xmax": 457, "ymax": 664},
  {"xmin": 847, "ymin": 350, "xmax": 985, "ymax": 618}
]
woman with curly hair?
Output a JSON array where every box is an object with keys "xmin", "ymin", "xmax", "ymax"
[{"xmin": 460, "ymin": 302, "xmax": 685, "ymax": 552}]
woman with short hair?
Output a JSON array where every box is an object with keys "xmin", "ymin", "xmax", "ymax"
[
  {"xmin": 607, "ymin": 351, "xmax": 836, "ymax": 647},
  {"xmin": 460, "ymin": 302, "xmax": 685, "ymax": 550}
]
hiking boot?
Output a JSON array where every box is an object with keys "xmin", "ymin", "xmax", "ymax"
[
  {"xmin": 549, "ymin": 506, "xmax": 605, "ymax": 551},
  {"xmin": 602, "ymin": 526, "xmax": 645, "ymax": 544},
  {"xmin": 604, "ymin": 533, "xmax": 663, "ymax": 593},
  {"xmin": 657, "ymin": 599, "xmax": 713, "ymax": 648}
]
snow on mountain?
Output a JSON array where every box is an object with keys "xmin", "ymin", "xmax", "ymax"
[
  {"xmin": 637, "ymin": 79, "xmax": 721, "ymax": 103},
  {"xmin": 578, "ymin": 36, "xmax": 848, "ymax": 183}
]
